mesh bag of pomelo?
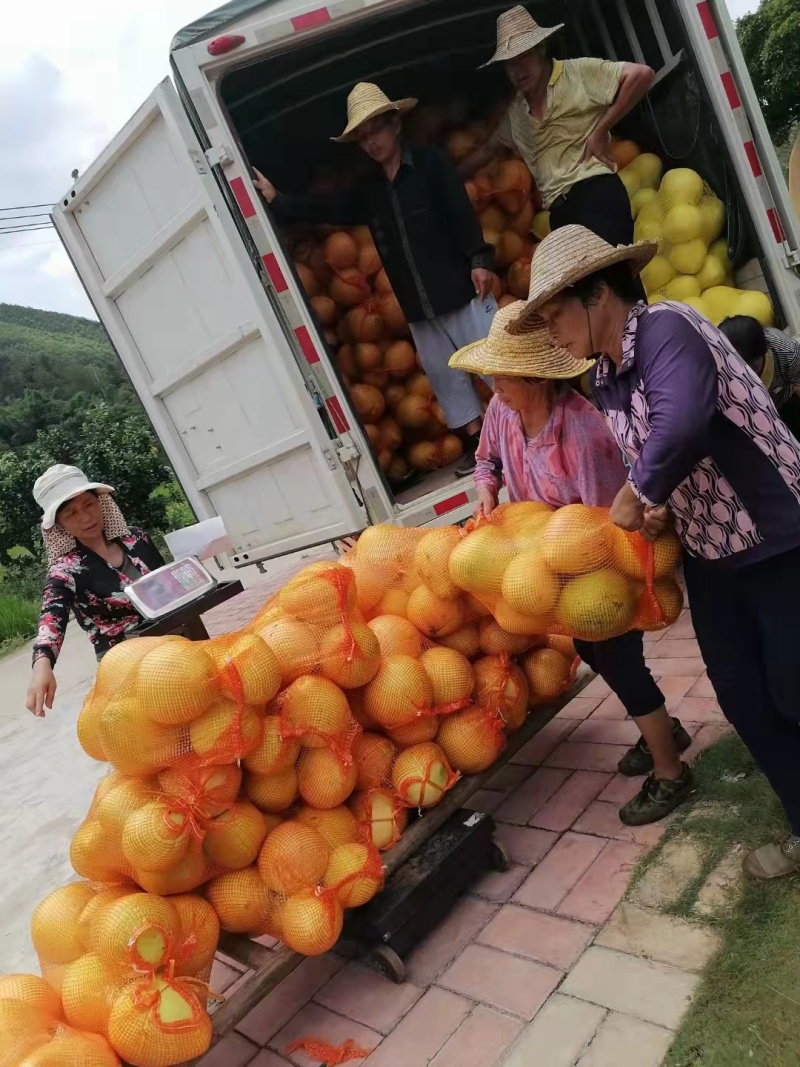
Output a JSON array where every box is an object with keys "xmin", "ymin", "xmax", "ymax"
[
  {"xmin": 0, "ymin": 972, "xmax": 123, "ymax": 1067},
  {"xmin": 30, "ymin": 882, "xmax": 219, "ymax": 1067},
  {"xmin": 448, "ymin": 502, "xmax": 683, "ymax": 643}
]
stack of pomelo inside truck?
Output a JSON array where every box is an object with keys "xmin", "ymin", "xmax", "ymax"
[{"xmin": 5, "ymin": 502, "xmax": 682, "ymax": 1067}]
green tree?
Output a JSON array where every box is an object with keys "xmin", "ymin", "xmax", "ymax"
[{"xmin": 738, "ymin": 0, "xmax": 800, "ymax": 144}]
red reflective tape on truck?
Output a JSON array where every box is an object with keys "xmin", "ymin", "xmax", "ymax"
[
  {"xmin": 230, "ymin": 176, "xmax": 256, "ymax": 219},
  {"xmin": 434, "ymin": 492, "xmax": 469, "ymax": 517},
  {"xmin": 295, "ymin": 325, "xmax": 320, "ymax": 364},
  {"xmin": 696, "ymin": 1, "xmax": 718, "ymax": 40},
  {"xmin": 767, "ymin": 208, "xmax": 785, "ymax": 243},
  {"xmin": 326, "ymin": 396, "xmax": 349, "ymax": 433},
  {"xmin": 291, "ymin": 7, "xmax": 330, "ymax": 31},
  {"xmin": 720, "ymin": 71, "xmax": 742, "ymax": 111},
  {"xmin": 743, "ymin": 141, "xmax": 762, "ymax": 178},
  {"xmin": 262, "ymin": 253, "xmax": 288, "ymax": 293}
]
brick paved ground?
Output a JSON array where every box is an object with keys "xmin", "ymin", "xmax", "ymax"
[{"xmin": 197, "ymin": 580, "xmax": 728, "ymax": 1067}]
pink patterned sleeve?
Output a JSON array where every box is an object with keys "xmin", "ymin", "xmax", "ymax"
[
  {"xmin": 474, "ymin": 397, "xmax": 503, "ymax": 495},
  {"xmin": 568, "ymin": 402, "xmax": 628, "ymax": 507}
]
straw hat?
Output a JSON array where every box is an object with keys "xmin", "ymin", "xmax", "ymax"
[
  {"xmin": 332, "ymin": 82, "xmax": 417, "ymax": 143},
  {"xmin": 481, "ymin": 6, "xmax": 564, "ymax": 68},
  {"xmin": 449, "ymin": 301, "xmax": 595, "ymax": 379},
  {"xmin": 33, "ymin": 464, "xmax": 114, "ymax": 531},
  {"xmin": 511, "ymin": 225, "xmax": 658, "ymax": 331}
]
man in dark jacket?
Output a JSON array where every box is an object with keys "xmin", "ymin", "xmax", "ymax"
[{"xmin": 254, "ymin": 82, "xmax": 497, "ymax": 475}]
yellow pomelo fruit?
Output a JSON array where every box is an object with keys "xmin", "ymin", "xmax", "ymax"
[
  {"xmin": 420, "ymin": 647, "xmax": 474, "ymax": 706},
  {"xmin": 391, "ymin": 742, "xmax": 453, "ymax": 807},
  {"xmin": 203, "ymin": 800, "xmax": 267, "ymax": 869},
  {"xmin": 634, "ymin": 216, "xmax": 663, "ymax": 244},
  {"xmin": 90, "ymin": 893, "xmax": 179, "ymax": 969},
  {"xmin": 406, "ymin": 584, "xmax": 465, "ymax": 638},
  {"xmin": 107, "ymin": 977, "xmax": 212, "ymax": 1067},
  {"xmin": 682, "ymin": 296, "xmax": 709, "ymax": 317},
  {"xmin": 70, "ymin": 820, "xmax": 125, "ymax": 883},
  {"xmin": 121, "ymin": 802, "xmax": 190, "ymax": 873},
  {"xmin": 281, "ymin": 887, "xmax": 344, "ymax": 956},
  {"xmin": 388, "ymin": 715, "xmax": 440, "ymax": 748},
  {"xmin": 279, "ymin": 561, "xmax": 357, "ymax": 628},
  {"xmin": 632, "ymin": 190, "xmax": 658, "ymax": 221},
  {"xmin": 556, "ymin": 570, "xmax": 637, "ymax": 641},
  {"xmin": 281, "ymin": 675, "xmax": 351, "ymax": 748},
  {"xmin": 709, "ymin": 237, "xmax": 731, "ymax": 269},
  {"xmin": 736, "ymin": 289, "xmax": 774, "ymax": 327},
  {"xmin": 260, "ymin": 617, "xmax": 321, "ymax": 685},
  {"xmin": 100, "ymin": 701, "xmax": 184, "ymax": 776},
  {"xmin": 319, "ymin": 622, "xmax": 381, "ymax": 689},
  {"xmin": 258, "ymin": 820, "xmax": 330, "ymax": 894},
  {"xmin": 640, "ymin": 255, "xmax": 675, "ymax": 294},
  {"xmin": 449, "ymin": 525, "xmax": 516, "ymax": 597},
  {"xmin": 701, "ymin": 285, "xmax": 741, "ymax": 325},
  {"xmin": 478, "ymin": 616, "xmax": 538, "ymax": 655},
  {"xmin": 349, "ymin": 789, "xmax": 408, "ymax": 850},
  {"xmin": 540, "ymin": 504, "xmax": 612, "ymax": 575},
  {"xmin": 370, "ymin": 586, "xmax": 409, "ymax": 617},
  {"xmin": 77, "ymin": 689, "xmax": 107, "ymax": 762},
  {"xmin": 206, "ymin": 866, "xmax": 282, "ymax": 936},
  {"xmin": 437, "ymin": 704, "xmax": 506, "ymax": 773},
  {"xmin": 243, "ymin": 715, "xmax": 300, "ymax": 776},
  {"xmin": 18, "ymin": 1031, "xmax": 120, "ymax": 1067},
  {"xmin": 414, "ymin": 527, "xmax": 463, "ymax": 599},
  {"xmin": 493, "ymin": 598, "xmax": 549, "ymax": 636},
  {"xmin": 699, "ymin": 196, "xmax": 725, "ymax": 244},
  {"xmin": 324, "ymin": 843, "xmax": 384, "ymax": 908},
  {"xmin": 532, "ymin": 210, "xmax": 551, "ymax": 240},
  {"xmin": 159, "ymin": 763, "xmax": 242, "ymax": 817},
  {"xmin": 136, "ymin": 639, "xmax": 216, "ymax": 726},
  {"xmin": 77, "ymin": 887, "xmax": 135, "ymax": 950},
  {"xmin": 0, "ymin": 999, "xmax": 52, "ymax": 1052},
  {"xmin": 618, "ymin": 167, "xmax": 639, "ymax": 198},
  {"xmin": 438, "ymin": 623, "xmax": 481, "ymax": 659},
  {"xmin": 31, "ymin": 883, "xmax": 95, "ymax": 966},
  {"xmin": 295, "ymin": 804, "xmax": 361, "ymax": 848},
  {"xmin": 633, "ymin": 577, "xmax": 685, "ymax": 630},
  {"xmin": 612, "ymin": 527, "xmax": 681, "ymax": 581},
  {"xmin": 95, "ymin": 775, "xmax": 155, "ymax": 837},
  {"xmin": 664, "ymin": 275, "xmax": 702, "ymax": 301},
  {"xmin": 491, "ymin": 501, "xmax": 554, "ymax": 541},
  {"xmin": 668, "ymin": 238, "xmax": 707, "ymax": 275},
  {"xmin": 660, "ymin": 168, "xmax": 704, "ymax": 204},
  {"xmin": 663, "ymin": 203, "xmax": 703, "ymax": 244},
  {"xmin": 208, "ymin": 632, "xmax": 281, "ymax": 707},
  {"xmin": 134, "ymin": 848, "xmax": 209, "ymax": 896},
  {"xmin": 501, "ymin": 550, "xmax": 560, "ymax": 616},
  {"xmin": 297, "ymin": 747, "xmax": 359, "ymax": 809},
  {"xmin": 244, "ymin": 767, "xmax": 298, "ymax": 813},
  {"xmin": 630, "ymin": 153, "xmax": 663, "ymax": 189},
  {"xmin": 364, "ymin": 654, "xmax": 433, "ymax": 728},
  {"xmin": 522, "ymin": 648, "xmax": 573, "ymax": 704},
  {"xmin": 647, "ymin": 288, "xmax": 668, "ymax": 305},
  {"xmin": 695, "ymin": 253, "xmax": 726, "ymax": 291},
  {"xmin": 367, "ymin": 614, "xmax": 423, "ymax": 658},
  {"xmin": 352, "ymin": 733, "xmax": 397, "ymax": 791},
  {"xmin": 190, "ymin": 699, "xmax": 263, "ymax": 763},
  {"xmin": 0, "ymin": 975, "xmax": 62, "ymax": 1019},
  {"xmin": 169, "ymin": 893, "xmax": 220, "ymax": 976},
  {"xmin": 94, "ymin": 636, "xmax": 162, "ymax": 692},
  {"xmin": 61, "ymin": 953, "xmax": 117, "ymax": 1033},
  {"xmin": 472, "ymin": 655, "xmax": 530, "ymax": 731}
]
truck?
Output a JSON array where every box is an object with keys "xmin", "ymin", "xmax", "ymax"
[{"xmin": 52, "ymin": 0, "xmax": 800, "ymax": 570}]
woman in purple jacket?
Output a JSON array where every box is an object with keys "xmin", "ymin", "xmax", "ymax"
[{"xmin": 515, "ymin": 225, "xmax": 800, "ymax": 881}]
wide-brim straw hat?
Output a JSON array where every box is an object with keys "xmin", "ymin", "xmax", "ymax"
[
  {"xmin": 511, "ymin": 225, "xmax": 658, "ymax": 332},
  {"xmin": 33, "ymin": 464, "xmax": 114, "ymax": 531},
  {"xmin": 481, "ymin": 6, "xmax": 565, "ymax": 67},
  {"xmin": 450, "ymin": 300, "xmax": 595, "ymax": 379},
  {"xmin": 332, "ymin": 82, "xmax": 418, "ymax": 143}
]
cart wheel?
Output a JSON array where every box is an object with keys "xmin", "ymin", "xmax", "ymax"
[
  {"xmin": 370, "ymin": 945, "xmax": 407, "ymax": 984},
  {"xmin": 490, "ymin": 839, "xmax": 511, "ymax": 873}
]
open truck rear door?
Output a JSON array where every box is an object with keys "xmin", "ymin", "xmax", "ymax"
[{"xmin": 52, "ymin": 78, "xmax": 367, "ymax": 565}]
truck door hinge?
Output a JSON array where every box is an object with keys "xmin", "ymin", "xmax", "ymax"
[
  {"xmin": 205, "ymin": 145, "xmax": 234, "ymax": 168},
  {"xmin": 188, "ymin": 149, "xmax": 209, "ymax": 176},
  {"xmin": 336, "ymin": 443, "xmax": 360, "ymax": 464},
  {"xmin": 322, "ymin": 449, "xmax": 339, "ymax": 471}
]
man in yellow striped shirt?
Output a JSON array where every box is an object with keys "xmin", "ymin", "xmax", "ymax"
[{"xmin": 461, "ymin": 7, "xmax": 654, "ymax": 246}]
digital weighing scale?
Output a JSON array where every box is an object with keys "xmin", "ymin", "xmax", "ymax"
[{"xmin": 123, "ymin": 557, "xmax": 218, "ymax": 620}]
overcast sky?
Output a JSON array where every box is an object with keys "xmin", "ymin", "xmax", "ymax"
[{"xmin": 0, "ymin": 0, "xmax": 760, "ymax": 320}]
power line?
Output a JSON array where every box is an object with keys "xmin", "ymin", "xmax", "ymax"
[
  {"xmin": 0, "ymin": 238, "xmax": 59, "ymax": 253},
  {"xmin": 0, "ymin": 223, "xmax": 53, "ymax": 236},
  {"xmin": 0, "ymin": 211, "xmax": 51, "ymax": 222},
  {"xmin": 0, "ymin": 202, "xmax": 55, "ymax": 213}
]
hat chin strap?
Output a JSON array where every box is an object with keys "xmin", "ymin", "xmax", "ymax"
[{"xmin": 585, "ymin": 306, "xmax": 601, "ymax": 361}]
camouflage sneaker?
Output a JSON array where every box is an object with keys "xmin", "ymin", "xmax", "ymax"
[
  {"xmin": 743, "ymin": 835, "xmax": 800, "ymax": 880},
  {"xmin": 619, "ymin": 763, "xmax": 695, "ymax": 826},
  {"xmin": 617, "ymin": 717, "xmax": 693, "ymax": 777}
]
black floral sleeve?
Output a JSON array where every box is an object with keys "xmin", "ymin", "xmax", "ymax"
[{"xmin": 33, "ymin": 566, "xmax": 77, "ymax": 667}]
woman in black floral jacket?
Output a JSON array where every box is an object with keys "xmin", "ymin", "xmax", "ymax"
[{"xmin": 25, "ymin": 465, "xmax": 164, "ymax": 717}]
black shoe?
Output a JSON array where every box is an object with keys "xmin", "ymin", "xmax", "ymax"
[
  {"xmin": 619, "ymin": 764, "xmax": 696, "ymax": 826},
  {"xmin": 454, "ymin": 450, "xmax": 477, "ymax": 477},
  {"xmin": 618, "ymin": 716, "xmax": 692, "ymax": 777}
]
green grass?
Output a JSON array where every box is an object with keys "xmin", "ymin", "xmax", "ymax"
[
  {"xmin": 641, "ymin": 735, "xmax": 800, "ymax": 1067},
  {"xmin": 0, "ymin": 593, "xmax": 39, "ymax": 648}
]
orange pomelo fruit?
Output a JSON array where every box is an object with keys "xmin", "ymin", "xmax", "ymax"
[
  {"xmin": 406, "ymin": 584, "xmax": 465, "ymax": 639},
  {"xmin": 0, "ymin": 974, "xmax": 62, "ymax": 1019},
  {"xmin": 437, "ymin": 623, "xmax": 480, "ymax": 659},
  {"xmin": 414, "ymin": 527, "xmax": 462, "ymax": 599},
  {"xmin": 420, "ymin": 647, "xmax": 473, "ymax": 706},
  {"xmin": 349, "ymin": 789, "xmax": 408, "ymax": 850},
  {"xmin": 367, "ymin": 615, "xmax": 423, "ymax": 658},
  {"xmin": 61, "ymin": 952, "xmax": 118, "ymax": 1033},
  {"xmin": 77, "ymin": 688, "xmax": 107, "ymax": 762},
  {"xmin": 280, "ymin": 675, "xmax": 352, "ymax": 748},
  {"xmin": 501, "ymin": 550, "xmax": 560, "ymax": 616},
  {"xmin": 448, "ymin": 525, "xmax": 517, "ymax": 597},
  {"xmin": 540, "ymin": 504, "xmax": 612, "ymax": 575},
  {"xmin": 19, "ymin": 1031, "xmax": 120, "ymax": 1067},
  {"xmin": 493, "ymin": 598, "xmax": 549, "ymax": 637},
  {"xmin": 437, "ymin": 704, "xmax": 506, "ymax": 773},
  {"xmin": 260, "ymin": 617, "xmax": 321, "ymax": 685},
  {"xmin": 319, "ymin": 622, "xmax": 381, "ymax": 689},
  {"xmin": 189, "ymin": 700, "xmax": 263, "ymax": 763},
  {"xmin": 95, "ymin": 775, "xmax": 158, "ymax": 837},
  {"xmin": 363, "ymin": 654, "xmax": 433, "ymax": 728},
  {"xmin": 352, "ymin": 733, "xmax": 397, "ymax": 790},
  {"xmin": 70, "ymin": 820, "xmax": 126, "ymax": 883},
  {"xmin": 89, "ymin": 893, "xmax": 179, "ymax": 969},
  {"xmin": 472, "ymin": 655, "xmax": 530, "ymax": 732},
  {"xmin": 134, "ymin": 848, "xmax": 209, "ymax": 896},
  {"xmin": 522, "ymin": 648, "xmax": 574, "ymax": 704},
  {"xmin": 169, "ymin": 893, "xmax": 221, "ymax": 976},
  {"xmin": 100, "ymin": 702, "xmax": 185, "ymax": 776},
  {"xmin": 280, "ymin": 888, "xmax": 344, "ymax": 956},
  {"xmin": 324, "ymin": 843, "xmax": 384, "ymax": 907},
  {"xmin": 205, "ymin": 866, "xmax": 282, "ymax": 937},
  {"xmin": 107, "ymin": 976, "xmax": 212, "ymax": 1067},
  {"xmin": 478, "ymin": 617, "xmax": 539, "ymax": 656},
  {"xmin": 203, "ymin": 800, "xmax": 267, "ymax": 870},
  {"xmin": 632, "ymin": 577, "xmax": 685, "ymax": 630},
  {"xmin": 612, "ymin": 527, "xmax": 681, "ymax": 581},
  {"xmin": 158, "ymin": 762, "xmax": 242, "ymax": 817},
  {"xmin": 136, "ymin": 639, "xmax": 217, "ymax": 726},
  {"xmin": 243, "ymin": 715, "xmax": 300, "ymax": 777},
  {"xmin": 279, "ymin": 562, "xmax": 356, "ymax": 628},
  {"xmin": 244, "ymin": 767, "xmax": 298, "ymax": 813},
  {"xmin": 546, "ymin": 634, "xmax": 577, "ymax": 659},
  {"xmin": 387, "ymin": 715, "xmax": 439, "ymax": 747},
  {"xmin": 391, "ymin": 742, "xmax": 454, "ymax": 808},
  {"xmin": 257, "ymin": 820, "xmax": 330, "ymax": 895},
  {"xmin": 31, "ymin": 883, "xmax": 95, "ymax": 966},
  {"xmin": 207, "ymin": 632, "xmax": 281, "ymax": 706},
  {"xmin": 295, "ymin": 805, "xmax": 361, "ymax": 849},
  {"xmin": 121, "ymin": 801, "xmax": 191, "ymax": 873},
  {"xmin": 297, "ymin": 747, "xmax": 359, "ymax": 809},
  {"xmin": 556, "ymin": 569, "xmax": 637, "ymax": 641}
]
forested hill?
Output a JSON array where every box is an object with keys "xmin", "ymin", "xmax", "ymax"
[{"xmin": 0, "ymin": 303, "xmax": 134, "ymax": 451}]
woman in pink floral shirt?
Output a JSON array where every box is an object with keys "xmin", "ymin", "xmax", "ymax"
[{"xmin": 451, "ymin": 302, "xmax": 694, "ymax": 826}]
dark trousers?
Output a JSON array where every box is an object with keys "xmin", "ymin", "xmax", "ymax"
[
  {"xmin": 549, "ymin": 173, "xmax": 635, "ymax": 247},
  {"xmin": 574, "ymin": 630, "xmax": 665, "ymax": 718},
  {"xmin": 684, "ymin": 546, "xmax": 800, "ymax": 834}
]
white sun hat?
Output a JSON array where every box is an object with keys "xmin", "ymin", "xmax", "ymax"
[{"xmin": 33, "ymin": 464, "xmax": 114, "ymax": 531}]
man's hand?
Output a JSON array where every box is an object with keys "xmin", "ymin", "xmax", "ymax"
[
  {"xmin": 472, "ymin": 268, "xmax": 494, "ymax": 301},
  {"xmin": 641, "ymin": 505, "xmax": 672, "ymax": 543},
  {"xmin": 582, "ymin": 127, "xmax": 614, "ymax": 169},
  {"xmin": 26, "ymin": 658, "xmax": 56, "ymax": 718},
  {"xmin": 475, "ymin": 486, "xmax": 498, "ymax": 519},
  {"xmin": 252, "ymin": 168, "xmax": 278, "ymax": 204},
  {"xmin": 610, "ymin": 481, "xmax": 646, "ymax": 532}
]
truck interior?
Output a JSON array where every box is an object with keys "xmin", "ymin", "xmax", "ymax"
[{"xmin": 216, "ymin": 0, "xmax": 773, "ymax": 506}]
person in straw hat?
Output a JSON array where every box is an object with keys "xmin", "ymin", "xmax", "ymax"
[
  {"xmin": 514, "ymin": 223, "xmax": 800, "ymax": 879},
  {"xmin": 460, "ymin": 6, "xmax": 654, "ymax": 246},
  {"xmin": 25, "ymin": 465, "xmax": 165, "ymax": 717},
  {"xmin": 451, "ymin": 303, "xmax": 694, "ymax": 826},
  {"xmin": 253, "ymin": 81, "xmax": 498, "ymax": 475}
]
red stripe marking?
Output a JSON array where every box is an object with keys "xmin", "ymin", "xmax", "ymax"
[
  {"xmin": 434, "ymin": 492, "xmax": 469, "ymax": 517},
  {"xmin": 767, "ymin": 208, "xmax": 785, "ymax": 243},
  {"xmin": 326, "ymin": 396, "xmax": 349, "ymax": 433},
  {"xmin": 697, "ymin": 1, "xmax": 718, "ymax": 39},
  {"xmin": 230, "ymin": 176, "xmax": 256, "ymax": 219},
  {"xmin": 291, "ymin": 7, "xmax": 330, "ymax": 30},
  {"xmin": 721, "ymin": 71, "xmax": 742, "ymax": 110},
  {"xmin": 295, "ymin": 325, "xmax": 320, "ymax": 364},
  {"xmin": 262, "ymin": 253, "xmax": 288, "ymax": 293},
  {"xmin": 743, "ymin": 140, "xmax": 762, "ymax": 178}
]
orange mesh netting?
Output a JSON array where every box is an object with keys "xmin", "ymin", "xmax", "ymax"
[{"xmin": 285, "ymin": 1037, "xmax": 371, "ymax": 1064}]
